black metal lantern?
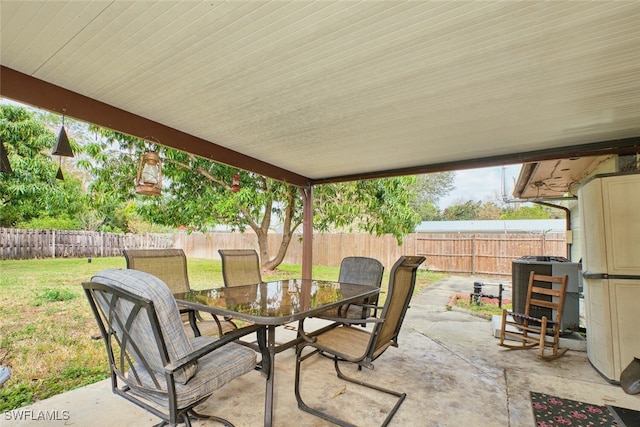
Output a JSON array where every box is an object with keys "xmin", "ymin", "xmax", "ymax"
[
  {"xmin": 52, "ymin": 124, "xmax": 74, "ymax": 157},
  {"xmin": 135, "ymin": 150, "xmax": 162, "ymax": 196}
]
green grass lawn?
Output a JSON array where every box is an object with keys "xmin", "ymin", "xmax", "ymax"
[
  {"xmin": 448, "ymin": 293, "xmax": 512, "ymax": 320},
  {"xmin": 0, "ymin": 257, "xmax": 446, "ymax": 412}
]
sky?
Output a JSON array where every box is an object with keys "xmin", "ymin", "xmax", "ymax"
[{"xmin": 437, "ymin": 164, "xmax": 523, "ymax": 209}]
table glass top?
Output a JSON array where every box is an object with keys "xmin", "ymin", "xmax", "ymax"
[{"xmin": 174, "ymin": 279, "xmax": 377, "ymax": 320}]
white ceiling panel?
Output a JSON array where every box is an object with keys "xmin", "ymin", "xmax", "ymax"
[{"xmin": 1, "ymin": 1, "xmax": 639, "ymax": 182}]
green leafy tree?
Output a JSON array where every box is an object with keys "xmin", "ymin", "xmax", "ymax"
[
  {"xmin": 84, "ymin": 129, "xmax": 421, "ymax": 270},
  {"xmin": 0, "ymin": 105, "xmax": 89, "ymax": 228},
  {"xmin": 501, "ymin": 204, "xmax": 556, "ymax": 219},
  {"xmin": 314, "ymin": 178, "xmax": 421, "ymax": 240},
  {"xmin": 477, "ymin": 201, "xmax": 503, "ymax": 220},
  {"xmin": 410, "ymin": 173, "xmax": 455, "ymax": 220},
  {"xmin": 441, "ymin": 200, "xmax": 482, "ymax": 220}
]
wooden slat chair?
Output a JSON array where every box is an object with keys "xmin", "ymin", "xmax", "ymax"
[
  {"xmin": 499, "ymin": 271, "xmax": 569, "ymax": 360},
  {"xmin": 123, "ymin": 248, "xmax": 236, "ymax": 337},
  {"xmin": 83, "ymin": 269, "xmax": 263, "ymax": 427},
  {"xmin": 294, "ymin": 256, "xmax": 426, "ymax": 427}
]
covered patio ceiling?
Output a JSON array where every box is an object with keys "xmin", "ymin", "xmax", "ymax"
[{"xmin": 1, "ymin": 1, "xmax": 640, "ymax": 188}]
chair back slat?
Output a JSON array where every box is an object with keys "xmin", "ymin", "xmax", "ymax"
[
  {"xmin": 531, "ymin": 287, "xmax": 560, "ymax": 297},
  {"xmin": 123, "ymin": 249, "xmax": 190, "ymax": 294},
  {"xmin": 371, "ymin": 256, "xmax": 425, "ymax": 359},
  {"xmin": 529, "ymin": 299, "xmax": 559, "ymax": 310},
  {"xmin": 218, "ymin": 249, "xmax": 262, "ymax": 287}
]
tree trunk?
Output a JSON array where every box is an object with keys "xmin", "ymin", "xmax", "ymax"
[
  {"xmin": 258, "ymin": 185, "xmax": 301, "ymax": 272},
  {"xmin": 260, "ymin": 228, "xmax": 295, "ymax": 271}
]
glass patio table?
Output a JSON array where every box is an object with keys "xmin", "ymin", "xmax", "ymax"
[{"xmin": 174, "ymin": 278, "xmax": 379, "ymax": 427}]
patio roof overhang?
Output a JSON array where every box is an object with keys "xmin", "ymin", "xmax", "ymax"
[{"xmin": 1, "ymin": 1, "xmax": 639, "ymax": 187}]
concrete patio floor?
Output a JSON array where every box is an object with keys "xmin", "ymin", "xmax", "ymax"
[{"xmin": 2, "ymin": 276, "xmax": 639, "ymax": 427}]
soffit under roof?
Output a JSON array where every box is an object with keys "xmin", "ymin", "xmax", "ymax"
[
  {"xmin": 513, "ymin": 155, "xmax": 611, "ymax": 199},
  {"xmin": 1, "ymin": 1, "xmax": 640, "ymax": 185}
]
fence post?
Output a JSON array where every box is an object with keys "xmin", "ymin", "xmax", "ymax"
[
  {"xmin": 471, "ymin": 234, "xmax": 476, "ymax": 274},
  {"xmin": 51, "ymin": 229, "xmax": 56, "ymax": 259}
]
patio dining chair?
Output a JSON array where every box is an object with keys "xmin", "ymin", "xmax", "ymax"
[
  {"xmin": 218, "ymin": 249, "xmax": 263, "ymax": 287},
  {"xmin": 498, "ymin": 271, "xmax": 569, "ymax": 360},
  {"xmin": 83, "ymin": 269, "xmax": 264, "ymax": 427},
  {"xmin": 123, "ymin": 248, "xmax": 236, "ymax": 337},
  {"xmin": 294, "ymin": 255, "xmax": 426, "ymax": 427},
  {"xmin": 316, "ymin": 256, "xmax": 385, "ymax": 321},
  {"xmin": 217, "ymin": 249, "xmax": 266, "ymax": 343}
]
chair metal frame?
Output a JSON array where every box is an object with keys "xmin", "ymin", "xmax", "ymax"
[
  {"xmin": 83, "ymin": 279, "xmax": 265, "ymax": 427},
  {"xmin": 499, "ymin": 271, "xmax": 569, "ymax": 360},
  {"xmin": 294, "ymin": 255, "xmax": 426, "ymax": 427}
]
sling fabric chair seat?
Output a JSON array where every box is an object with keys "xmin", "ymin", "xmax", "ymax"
[
  {"xmin": 295, "ymin": 255, "xmax": 426, "ymax": 427},
  {"xmin": 84, "ymin": 269, "xmax": 262, "ymax": 427}
]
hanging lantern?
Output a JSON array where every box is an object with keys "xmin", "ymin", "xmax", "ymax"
[
  {"xmin": 135, "ymin": 150, "xmax": 162, "ymax": 196},
  {"xmin": 231, "ymin": 173, "xmax": 240, "ymax": 193},
  {"xmin": 52, "ymin": 124, "xmax": 74, "ymax": 157}
]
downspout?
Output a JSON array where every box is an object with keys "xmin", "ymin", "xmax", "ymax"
[
  {"xmin": 533, "ymin": 201, "xmax": 571, "ymax": 260},
  {"xmin": 301, "ymin": 185, "xmax": 313, "ymax": 280}
]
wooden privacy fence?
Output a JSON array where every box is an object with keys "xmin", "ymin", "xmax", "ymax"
[
  {"xmin": 0, "ymin": 228, "xmax": 173, "ymax": 260},
  {"xmin": 2, "ymin": 228, "xmax": 566, "ymax": 277},
  {"xmin": 174, "ymin": 231, "xmax": 567, "ymax": 277},
  {"xmin": 415, "ymin": 233, "xmax": 567, "ymax": 276}
]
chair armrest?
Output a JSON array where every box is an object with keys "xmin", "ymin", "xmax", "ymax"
[
  {"xmin": 336, "ymin": 302, "xmax": 381, "ymax": 317},
  {"xmin": 165, "ymin": 324, "xmax": 264, "ymax": 373},
  {"xmin": 356, "ymin": 303, "xmax": 382, "ymax": 310}
]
